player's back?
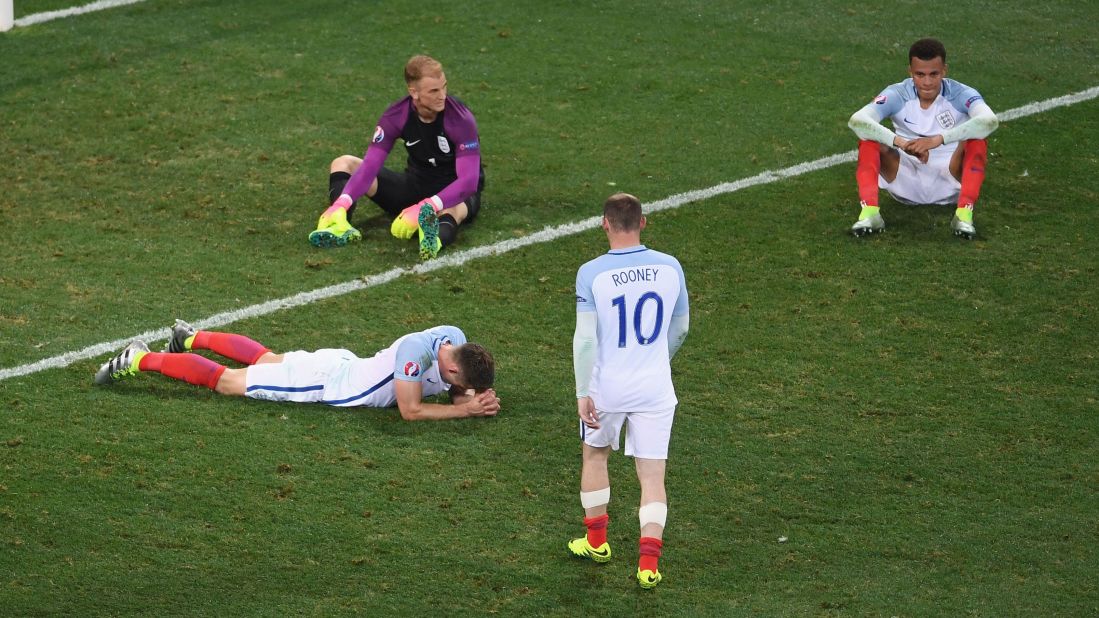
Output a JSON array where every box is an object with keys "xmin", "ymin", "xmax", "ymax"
[{"xmin": 577, "ymin": 246, "xmax": 688, "ymax": 413}]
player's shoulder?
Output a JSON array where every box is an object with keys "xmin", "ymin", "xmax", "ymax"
[
  {"xmin": 379, "ymin": 96, "xmax": 414, "ymax": 123},
  {"xmin": 445, "ymin": 96, "xmax": 475, "ymax": 116},
  {"xmin": 941, "ymin": 78, "xmax": 984, "ymax": 107},
  {"xmin": 426, "ymin": 324, "xmax": 466, "ymax": 346},
  {"xmin": 879, "ymin": 79, "xmax": 916, "ymax": 102}
]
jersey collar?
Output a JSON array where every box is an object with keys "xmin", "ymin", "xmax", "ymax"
[{"xmin": 608, "ymin": 244, "xmax": 648, "ymax": 255}]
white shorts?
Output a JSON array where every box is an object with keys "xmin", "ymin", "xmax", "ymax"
[
  {"xmin": 880, "ymin": 152, "xmax": 960, "ymax": 205},
  {"xmin": 580, "ymin": 407, "xmax": 676, "ymax": 459},
  {"xmin": 244, "ymin": 348, "xmax": 362, "ymax": 405}
]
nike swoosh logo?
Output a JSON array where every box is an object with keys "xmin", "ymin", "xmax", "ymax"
[
  {"xmin": 903, "ymin": 117, "xmax": 916, "ymax": 124},
  {"xmin": 406, "ymin": 139, "xmax": 421, "ymax": 146}
]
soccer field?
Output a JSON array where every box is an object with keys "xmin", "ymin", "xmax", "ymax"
[{"xmin": 2, "ymin": 1, "xmax": 1098, "ymax": 615}]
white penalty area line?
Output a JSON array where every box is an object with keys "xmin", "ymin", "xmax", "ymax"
[
  {"xmin": 2, "ymin": 84, "xmax": 1098, "ymax": 383},
  {"xmin": 5, "ymin": 0, "xmax": 148, "ymax": 30}
]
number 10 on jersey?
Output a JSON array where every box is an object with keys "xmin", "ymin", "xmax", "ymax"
[{"xmin": 611, "ymin": 292, "xmax": 664, "ymax": 348}]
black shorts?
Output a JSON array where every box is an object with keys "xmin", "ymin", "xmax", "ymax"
[{"xmin": 371, "ymin": 168, "xmax": 482, "ymax": 223}]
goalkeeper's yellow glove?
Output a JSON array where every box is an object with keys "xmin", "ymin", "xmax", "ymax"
[{"xmin": 391, "ymin": 198, "xmax": 440, "ymax": 239}]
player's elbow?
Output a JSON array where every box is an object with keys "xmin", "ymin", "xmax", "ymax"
[{"xmin": 397, "ymin": 403, "xmax": 423, "ymax": 421}]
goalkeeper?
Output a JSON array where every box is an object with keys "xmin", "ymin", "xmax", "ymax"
[{"xmin": 309, "ymin": 54, "xmax": 485, "ymax": 260}]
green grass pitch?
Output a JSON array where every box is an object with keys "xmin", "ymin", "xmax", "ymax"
[{"xmin": 2, "ymin": 1, "xmax": 1098, "ymax": 615}]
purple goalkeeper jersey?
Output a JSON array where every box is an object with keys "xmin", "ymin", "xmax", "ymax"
[{"xmin": 342, "ymin": 96, "xmax": 483, "ymax": 209}]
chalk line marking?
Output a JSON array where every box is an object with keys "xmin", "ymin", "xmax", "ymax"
[
  {"xmin": 10, "ymin": 0, "xmax": 148, "ymax": 28},
  {"xmin": 2, "ymin": 85, "xmax": 1097, "ymax": 382}
]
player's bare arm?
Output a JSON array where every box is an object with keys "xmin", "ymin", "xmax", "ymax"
[{"xmin": 395, "ymin": 379, "xmax": 499, "ymax": 420}]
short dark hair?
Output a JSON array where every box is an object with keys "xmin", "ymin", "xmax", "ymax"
[
  {"xmin": 405, "ymin": 55, "xmax": 443, "ymax": 85},
  {"xmin": 455, "ymin": 343, "xmax": 495, "ymax": 392},
  {"xmin": 909, "ymin": 38, "xmax": 946, "ymax": 64},
  {"xmin": 603, "ymin": 192, "xmax": 643, "ymax": 232}
]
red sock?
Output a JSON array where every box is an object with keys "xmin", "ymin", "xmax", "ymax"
[
  {"xmin": 584, "ymin": 514, "xmax": 609, "ymax": 547},
  {"xmin": 139, "ymin": 352, "xmax": 226, "ymax": 389},
  {"xmin": 958, "ymin": 139, "xmax": 988, "ymax": 207},
  {"xmin": 856, "ymin": 140, "xmax": 881, "ymax": 206},
  {"xmin": 639, "ymin": 536, "xmax": 663, "ymax": 572},
  {"xmin": 192, "ymin": 331, "xmax": 270, "ymax": 364}
]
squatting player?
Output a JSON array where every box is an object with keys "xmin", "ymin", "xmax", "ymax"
[
  {"xmin": 568, "ymin": 193, "xmax": 689, "ymax": 589},
  {"xmin": 94, "ymin": 321, "xmax": 500, "ymax": 421},
  {"xmin": 848, "ymin": 38, "xmax": 1000, "ymax": 239},
  {"xmin": 310, "ymin": 55, "xmax": 485, "ymax": 260}
]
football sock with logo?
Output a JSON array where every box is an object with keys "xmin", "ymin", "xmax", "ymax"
[
  {"xmin": 856, "ymin": 140, "xmax": 881, "ymax": 207},
  {"xmin": 957, "ymin": 139, "xmax": 988, "ymax": 211},
  {"xmin": 191, "ymin": 332, "xmax": 271, "ymax": 365},
  {"xmin": 584, "ymin": 514, "xmax": 609, "ymax": 547},
  {"xmin": 328, "ymin": 171, "xmax": 354, "ymax": 218},
  {"xmin": 139, "ymin": 353, "xmax": 226, "ymax": 389},
  {"xmin": 438, "ymin": 214, "xmax": 458, "ymax": 247},
  {"xmin": 638, "ymin": 537, "xmax": 663, "ymax": 573}
]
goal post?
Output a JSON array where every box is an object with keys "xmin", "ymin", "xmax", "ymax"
[{"xmin": 1, "ymin": 0, "xmax": 13, "ymax": 32}]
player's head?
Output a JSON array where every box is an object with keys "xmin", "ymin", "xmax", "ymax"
[
  {"xmin": 907, "ymin": 38, "xmax": 948, "ymax": 103},
  {"xmin": 603, "ymin": 192, "xmax": 644, "ymax": 233},
  {"xmin": 909, "ymin": 38, "xmax": 947, "ymax": 65},
  {"xmin": 453, "ymin": 343, "xmax": 495, "ymax": 392},
  {"xmin": 406, "ymin": 55, "xmax": 447, "ymax": 115}
]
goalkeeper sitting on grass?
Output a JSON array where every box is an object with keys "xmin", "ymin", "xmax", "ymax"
[{"xmin": 310, "ymin": 54, "xmax": 485, "ymax": 260}]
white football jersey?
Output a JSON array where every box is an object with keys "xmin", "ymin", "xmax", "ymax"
[
  {"xmin": 245, "ymin": 325, "xmax": 461, "ymax": 407},
  {"xmin": 576, "ymin": 245, "xmax": 689, "ymax": 413},
  {"xmin": 868, "ymin": 77, "xmax": 984, "ymax": 166}
]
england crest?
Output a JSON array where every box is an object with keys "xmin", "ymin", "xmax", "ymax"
[
  {"xmin": 437, "ymin": 136, "xmax": 451, "ymax": 154},
  {"xmin": 936, "ymin": 111, "xmax": 955, "ymax": 129}
]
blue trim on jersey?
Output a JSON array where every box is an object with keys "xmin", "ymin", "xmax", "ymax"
[
  {"xmin": 246, "ymin": 383, "xmax": 323, "ymax": 394},
  {"xmin": 608, "ymin": 245, "xmax": 649, "ymax": 256},
  {"xmin": 322, "ymin": 373, "xmax": 395, "ymax": 406}
]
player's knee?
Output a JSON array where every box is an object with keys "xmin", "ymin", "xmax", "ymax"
[{"xmin": 330, "ymin": 155, "xmax": 361, "ymax": 174}]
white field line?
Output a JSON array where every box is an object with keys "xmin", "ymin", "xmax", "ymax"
[
  {"xmin": 2, "ymin": 85, "xmax": 1098, "ymax": 382},
  {"xmin": 12, "ymin": 0, "xmax": 147, "ymax": 27}
]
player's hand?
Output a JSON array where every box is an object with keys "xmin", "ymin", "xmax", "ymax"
[
  {"xmin": 577, "ymin": 396, "xmax": 599, "ymax": 429},
  {"xmin": 466, "ymin": 388, "xmax": 500, "ymax": 417},
  {"xmin": 390, "ymin": 204, "xmax": 421, "ymax": 239},
  {"xmin": 390, "ymin": 199, "xmax": 440, "ymax": 239},
  {"xmin": 331, "ymin": 194, "xmax": 353, "ymax": 211},
  {"xmin": 902, "ymin": 136, "xmax": 942, "ymax": 163}
]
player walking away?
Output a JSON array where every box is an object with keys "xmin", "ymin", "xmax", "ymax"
[
  {"xmin": 94, "ymin": 321, "xmax": 499, "ymax": 421},
  {"xmin": 848, "ymin": 38, "xmax": 999, "ymax": 239},
  {"xmin": 309, "ymin": 55, "xmax": 485, "ymax": 260},
  {"xmin": 568, "ymin": 193, "xmax": 689, "ymax": 589}
]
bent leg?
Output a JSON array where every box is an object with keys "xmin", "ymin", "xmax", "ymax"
[
  {"xmin": 191, "ymin": 331, "xmax": 272, "ymax": 365},
  {"xmin": 138, "ymin": 352, "xmax": 229, "ymax": 392},
  {"xmin": 952, "ymin": 139, "xmax": 988, "ymax": 208}
]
